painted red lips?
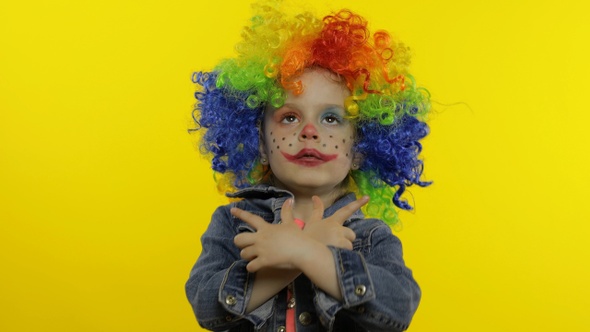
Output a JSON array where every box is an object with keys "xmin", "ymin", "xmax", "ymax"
[{"xmin": 281, "ymin": 148, "xmax": 337, "ymax": 167}]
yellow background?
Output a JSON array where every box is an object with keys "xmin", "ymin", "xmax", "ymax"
[{"xmin": 1, "ymin": 0, "xmax": 589, "ymax": 331}]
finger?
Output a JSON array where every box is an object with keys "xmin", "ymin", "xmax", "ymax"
[
  {"xmin": 280, "ymin": 198, "xmax": 295, "ymax": 224},
  {"xmin": 341, "ymin": 240, "xmax": 353, "ymax": 251},
  {"xmin": 231, "ymin": 207, "xmax": 265, "ymax": 230},
  {"xmin": 240, "ymin": 247, "xmax": 257, "ymax": 261},
  {"xmin": 330, "ymin": 196, "xmax": 369, "ymax": 225},
  {"xmin": 344, "ymin": 228, "xmax": 356, "ymax": 242},
  {"xmin": 234, "ymin": 232, "xmax": 256, "ymax": 249},
  {"xmin": 246, "ymin": 259, "xmax": 262, "ymax": 273},
  {"xmin": 310, "ymin": 196, "xmax": 325, "ymax": 222}
]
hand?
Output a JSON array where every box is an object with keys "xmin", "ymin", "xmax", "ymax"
[
  {"xmin": 303, "ymin": 195, "xmax": 369, "ymax": 250},
  {"xmin": 232, "ymin": 198, "xmax": 306, "ymax": 272}
]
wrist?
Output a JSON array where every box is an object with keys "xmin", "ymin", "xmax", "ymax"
[{"xmin": 292, "ymin": 238, "xmax": 328, "ymax": 271}]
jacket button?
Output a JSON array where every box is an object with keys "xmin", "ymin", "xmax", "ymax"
[
  {"xmin": 299, "ymin": 312, "xmax": 312, "ymax": 325},
  {"xmin": 355, "ymin": 285, "xmax": 367, "ymax": 296},
  {"xmin": 225, "ymin": 295, "xmax": 237, "ymax": 306},
  {"xmin": 277, "ymin": 326, "xmax": 286, "ymax": 332}
]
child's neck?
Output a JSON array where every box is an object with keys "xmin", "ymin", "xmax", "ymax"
[
  {"xmin": 290, "ymin": 190, "xmax": 343, "ymax": 222},
  {"xmin": 268, "ymin": 177, "xmax": 348, "ymax": 221}
]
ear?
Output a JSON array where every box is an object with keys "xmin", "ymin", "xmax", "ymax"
[
  {"xmin": 259, "ymin": 152, "xmax": 269, "ymax": 165},
  {"xmin": 351, "ymin": 153, "xmax": 363, "ymax": 170}
]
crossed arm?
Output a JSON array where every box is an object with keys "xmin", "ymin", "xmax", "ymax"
[{"xmin": 231, "ymin": 195, "xmax": 369, "ymax": 313}]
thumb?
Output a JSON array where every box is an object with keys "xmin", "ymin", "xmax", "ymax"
[
  {"xmin": 280, "ymin": 198, "xmax": 295, "ymax": 224},
  {"xmin": 309, "ymin": 196, "xmax": 325, "ymax": 223},
  {"xmin": 331, "ymin": 195, "xmax": 369, "ymax": 225}
]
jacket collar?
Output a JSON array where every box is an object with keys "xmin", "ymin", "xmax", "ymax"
[{"xmin": 227, "ymin": 184, "xmax": 365, "ymax": 221}]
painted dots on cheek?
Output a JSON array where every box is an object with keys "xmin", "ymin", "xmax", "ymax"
[
  {"xmin": 277, "ymin": 136, "xmax": 294, "ymax": 150},
  {"xmin": 275, "ymin": 137, "xmax": 285, "ymax": 150},
  {"xmin": 268, "ymin": 132, "xmax": 275, "ymax": 153}
]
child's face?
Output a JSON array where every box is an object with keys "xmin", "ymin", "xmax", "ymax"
[{"xmin": 261, "ymin": 68, "xmax": 356, "ymax": 196}]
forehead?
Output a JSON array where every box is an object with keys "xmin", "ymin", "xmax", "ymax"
[
  {"xmin": 288, "ymin": 68, "xmax": 349, "ymax": 100},
  {"xmin": 266, "ymin": 68, "xmax": 350, "ymax": 115}
]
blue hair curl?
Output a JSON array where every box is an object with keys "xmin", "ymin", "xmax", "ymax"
[{"xmin": 192, "ymin": 71, "xmax": 265, "ymax": 188}]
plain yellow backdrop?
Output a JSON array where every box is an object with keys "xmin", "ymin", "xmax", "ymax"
[{"xmin": 1, "ymin": 0, "xmax": 589, "ymax": 331}]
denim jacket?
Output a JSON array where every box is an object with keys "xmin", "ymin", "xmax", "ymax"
[{"xmin": 185, "ymin": 185, "xmax": 421, "ymax": 331}]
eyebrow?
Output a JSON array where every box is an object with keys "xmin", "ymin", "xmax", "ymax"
[
  {"xmin": 323, "ymin": 105, "xmax": 346, "ymax": 113},
  {"xmin": 271, "ymin": 103, "xmax": 346, "ymax": 114}
]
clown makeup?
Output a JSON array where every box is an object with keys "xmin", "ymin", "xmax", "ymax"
[{"xmin": 260, "ymin": 68, "xmax": 358, "ymax": 197}]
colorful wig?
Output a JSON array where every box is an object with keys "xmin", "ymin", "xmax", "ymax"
[{"xmin": 191, "ymin": 0, "xmax": 431, "ymax": 226}]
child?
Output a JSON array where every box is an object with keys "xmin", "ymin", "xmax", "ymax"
[{"xmin": 186, "ymin": 1, "xmax": 431, "ymax": 331}]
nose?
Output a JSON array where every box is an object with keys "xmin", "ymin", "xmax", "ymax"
[{"xmin": 299, "ymin": 123, "xmax": 320, "ymax": 142}]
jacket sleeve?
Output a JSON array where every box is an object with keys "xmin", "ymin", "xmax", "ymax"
[
  {"xmin": 185, "ymin": 206, "xmax": 275, "ymax": 331},
  {"xmin": 313, "ymin": 221, "xmax": 421, "ymax": 332}
]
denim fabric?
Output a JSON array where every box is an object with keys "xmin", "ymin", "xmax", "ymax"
[{"xmin": 185, "ymin": 185, "xmax": 421, "ymax": 331}]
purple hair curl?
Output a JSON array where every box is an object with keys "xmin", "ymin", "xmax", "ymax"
[
  {"xmin": 354, "ymin": 114, "xmax": 431, "ymax": 211},
  {"xmin": 192, "ymin": 71, "xmax": 265, "ymax": 189}
]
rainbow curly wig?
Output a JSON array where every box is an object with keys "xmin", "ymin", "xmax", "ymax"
[{"xmin": 191, "ymin": 0, "xmax": 431, "ymax": 226}]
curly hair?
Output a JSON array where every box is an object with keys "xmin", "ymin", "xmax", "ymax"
[{"xmin": 191, "ymin": 0, "xmax": 431, "ymax": 226}]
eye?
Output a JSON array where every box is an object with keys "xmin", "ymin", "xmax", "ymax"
[
  {"xmin": 321, "ymin": 113, "xmax": 343, "ymax": 125},
  {"xmin": 323, "ymin": 115, "xmax": 339, "ymax": 124},
  {"xmin": 281, "ymin": 113, "xmax": 299, "ymax": 124}
]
